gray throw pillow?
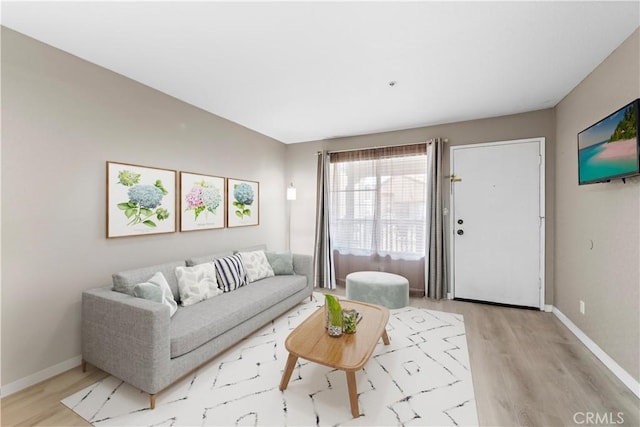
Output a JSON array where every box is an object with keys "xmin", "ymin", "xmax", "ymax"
[
  {"xmin": 133, "ymin": 282, "xmax": 163, "ymax": 302},
  {"xmin": 132, "ymin": 271, "xmax": 178, "ymax": 317},
  {"xmin": 265, "ymin": 251, "xmax": 294, "ymax": 275}
]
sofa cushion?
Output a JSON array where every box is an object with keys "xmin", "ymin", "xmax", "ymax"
[
  {"xmin": 265, "ymin": 251, "xmax": 295, "ymax": 275},
  {"xmin": 132, "ymin": 271, "xmax": 178, "ymax": 317},
  {"xmin": 185, "ymin": 250, "xmax": 233, "ymax": 267},
  {"xmin": 239, "ymin": 250, "xmax": 274, "ymax": 283},
  {"xmin": 113, "ymin": 260, "xmax": 185, "ymax": 301},
  {"xmin": 169, "ymin": 274, "xmax": 307, "ymax": 358},
  {"xmin": 175, "ymin": 263, "xmax": 223, "ymax": 306},
  {"xmin": 214, "ymin": 254, "xmax": 248, "ymax": 292}
]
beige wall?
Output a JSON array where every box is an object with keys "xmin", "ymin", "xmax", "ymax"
[
  {"xmin": 286, "ymin": 109, "xmax": 556, "ymax": 303},
  {"xmin": 3, "ymin": 21, "xmax": 637, "ymax": 393},
  {"xmin": 555, "ymin": 28, "xmax": 639, "ymax": 382},
  {"xmin": 1, "ymin": 28, "xmax": 289, "ymax": 386}
]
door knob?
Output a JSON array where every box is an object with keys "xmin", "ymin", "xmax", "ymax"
[{"xmin": 457, "ymin": 229, "xmax": 464, "ymax": 235}]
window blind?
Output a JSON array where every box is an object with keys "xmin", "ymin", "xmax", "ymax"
[{"xmin": 328, "ymin": 144, "xmax": 427, "ymax": 260}]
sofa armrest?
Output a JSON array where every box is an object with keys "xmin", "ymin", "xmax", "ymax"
[
  {"xmin": 82, "ymin": 287, "xmax": 170, "ymax": 394},
  {"xmin": 292, "ymin": 253, "xmax": 313, "ymax": 292}
]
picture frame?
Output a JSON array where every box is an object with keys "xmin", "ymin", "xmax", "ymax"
[
  {"xmin": 180, "ymin": 171, "xmax": 226, "ymax": 231},
  {"xmin": 106, "ymin": 161, "xmax": 177, "ymax": 238},
  {"xmin": 227, "ymin": 178, "xmax": 259, "ymax": 227}
]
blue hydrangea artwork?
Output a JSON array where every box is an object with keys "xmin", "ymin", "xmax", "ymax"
[
  {"xmin": 232, "ymin": 182, "xmax": 254, "ymax": 219},
  {"xmin": 228, "ymin": 179, "xmax": 258, "ymax": 227},
  {"xmin": 116, "ymin": 169, "xmax": 170, "ymax": 228},
  {"xmin": 234, "ymin": 183, "xmax": 254, "ymax": 205},
  {"xmin": 128, "ymin": 185, "xmax": 164, "ymax": 209}
]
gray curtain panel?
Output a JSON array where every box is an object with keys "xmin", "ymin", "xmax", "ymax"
[
  {"xmin": 426, "ymin": 138, "xmax": 447, "ymax": 299},
  {"xmin": 313, "ymin": 151, "xmax": 336, "ymax": 289}
]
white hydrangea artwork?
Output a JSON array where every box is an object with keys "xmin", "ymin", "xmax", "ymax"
[{"xmin": 107, "ymin": 161, "xmax": 176, "ymax": 238}]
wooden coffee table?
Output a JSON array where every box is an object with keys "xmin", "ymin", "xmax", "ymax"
[{"xmin": 279, "ymin": 299, "xmax": 390, "ymax": 417}]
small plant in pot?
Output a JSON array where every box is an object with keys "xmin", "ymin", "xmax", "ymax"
[{"xmin": 324, "ymin": 294, "xmax": 343, "ymax": 337}]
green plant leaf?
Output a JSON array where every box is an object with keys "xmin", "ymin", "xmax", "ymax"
[
  {"xmin": 324, "ymin": 294, "xmax": 343, "ymax": 325},
  {"xmin": 143, "ymin": 220, "xmax": 157, "ymax": 227},
  {"xmin": 125, "ymin": 207, "xmax": 137, "ymax": 218},
  {"xmin": 140, "ymin": 208, "xmax": 152, "ymax": 216},
  {"xmin": 154, "ymin": 180, "xmax": 168, "ymax": 195},
  {"xmin": 243, "ymin": 209, "xmax": 251, "ymax": 216},
  {"xmin": 235, "ymin": 211, "xmax": 243, "ymax": 218},
  {"xmin": 117, "ymin": 170, "xmax": 141, "ymax": 186},
  {"xmin": 156, "ymin": 208, "xmax": 170, "ymax": 220},
  {"xmin": 117, "ymin": 202, "xmax": 130, "ymax": 210},
  {"xmin": 194, "ymin": 206, "xmax": 205, "ymax": 220}
]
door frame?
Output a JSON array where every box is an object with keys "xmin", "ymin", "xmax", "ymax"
[{"xmin": 448, "ymin": 137, "xmax": 546, "ymax": 310}]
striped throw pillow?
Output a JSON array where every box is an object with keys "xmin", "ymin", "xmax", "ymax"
[{"xmin": 214, "ymin": 254, "xmax": 248, "ymax": 292}]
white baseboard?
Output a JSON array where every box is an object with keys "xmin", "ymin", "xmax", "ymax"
[
  {"xmin": 544, "ymin": 304, "xmax": 553, "ymax": 312},
  {"xmin": 552, "ymin": 307, "xmax": 640, "ymax": 399},
  {"xmin": 0, "ymin": 355, "xmax": 82, "ymax": 398}
]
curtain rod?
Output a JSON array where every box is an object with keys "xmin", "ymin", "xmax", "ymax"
[{"xmin": 316, "ymin": 138, "xmax": 448, "ymax": 155}]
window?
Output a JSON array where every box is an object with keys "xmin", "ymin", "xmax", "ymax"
[{"xmin": 328, "ymin": 144, "xmax": 427, "ymax": 260}]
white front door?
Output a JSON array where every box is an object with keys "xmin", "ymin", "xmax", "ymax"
[{"xmin": 450, "ymin": 138, "xmax": 544, "ymax": 309}]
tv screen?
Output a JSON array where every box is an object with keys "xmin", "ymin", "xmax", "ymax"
[{"xmin": 578, "ymin": 98, "xmax": 639, "ymax": 185}]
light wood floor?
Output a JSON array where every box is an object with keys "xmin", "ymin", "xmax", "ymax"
[{"xmin": 3, "ymin": 289, "xmax": 639, "ymax": 426}]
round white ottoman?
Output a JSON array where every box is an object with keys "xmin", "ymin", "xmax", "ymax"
[{"xmin": 346, "ymin": 271, "xmax": 409, "ymax": 309}]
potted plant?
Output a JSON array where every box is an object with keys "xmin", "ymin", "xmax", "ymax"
[{"xmin": 324, "ymin": 294, "xmax": 343, "ymax": 337}]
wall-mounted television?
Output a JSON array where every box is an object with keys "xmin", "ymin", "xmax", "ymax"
[{"xmin": 578, "ymin": 98, "xmax": 639, "ymax": 185}]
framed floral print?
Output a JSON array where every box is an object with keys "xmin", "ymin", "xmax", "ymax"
[
  {"xmin": 107, "ymin": 161, "xmax": 177, "ymax": 238},
  {"xmin": 227, "ymin": 178, "xmax": 259, "ymax": 227},
  {"xmin": 180, "ymin": 172, "xmax": 226, "ymax": 231}
]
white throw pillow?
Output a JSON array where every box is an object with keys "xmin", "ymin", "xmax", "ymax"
[
  {"xmin": 175, "ymin": 263, "xmax": 223, "ymax": 306},
  {"xmin": 239, "ymin": 250, "xmax": 275, "ymax": 283},
  {"xmin": 132, "ymin": 272, "xmax": 178, "ymax": 317}
]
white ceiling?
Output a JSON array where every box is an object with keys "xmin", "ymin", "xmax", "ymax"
[{"xmin": 2, "ymin": 1, "xmax": 639, "ymax": 144}]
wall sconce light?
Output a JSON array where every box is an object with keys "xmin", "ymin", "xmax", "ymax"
[{"xmin": 286, "ymin": 183, "xmax": 297, "ymax": 201}]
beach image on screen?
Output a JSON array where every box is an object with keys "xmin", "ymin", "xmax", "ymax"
[{"xmin": 578, "ymin": 102, "xmax": 638, "ymax": 183}]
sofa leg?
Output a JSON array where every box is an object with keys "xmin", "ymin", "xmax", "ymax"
[
  {"xmin": 150, "ymin": 394, "xmax": 157, "ymax": 410},
  {"xmin": 81, "ymin": 359, "xmax": 87, "ymax": 373}
]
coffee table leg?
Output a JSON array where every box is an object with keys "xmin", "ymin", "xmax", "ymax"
[
  {"xmin": 279, "ymin": 353, "xmax": 298, "ymax": 391},
  {"xmin": 346, "ymin": 371, "xmax": 360, "ymax": 417},
  {"xmin": 381, "ymin": 329, "xmax": 390, "ymax": 345}
]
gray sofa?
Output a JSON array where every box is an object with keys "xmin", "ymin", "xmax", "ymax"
[{"xmin": 81, "ymin": 248, "xmax": 313, "ymax": 409}]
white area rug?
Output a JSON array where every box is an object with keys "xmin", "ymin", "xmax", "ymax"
[{"xmin": 63, "ymin": 293, "xmax": 478, "ymax": 426}]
